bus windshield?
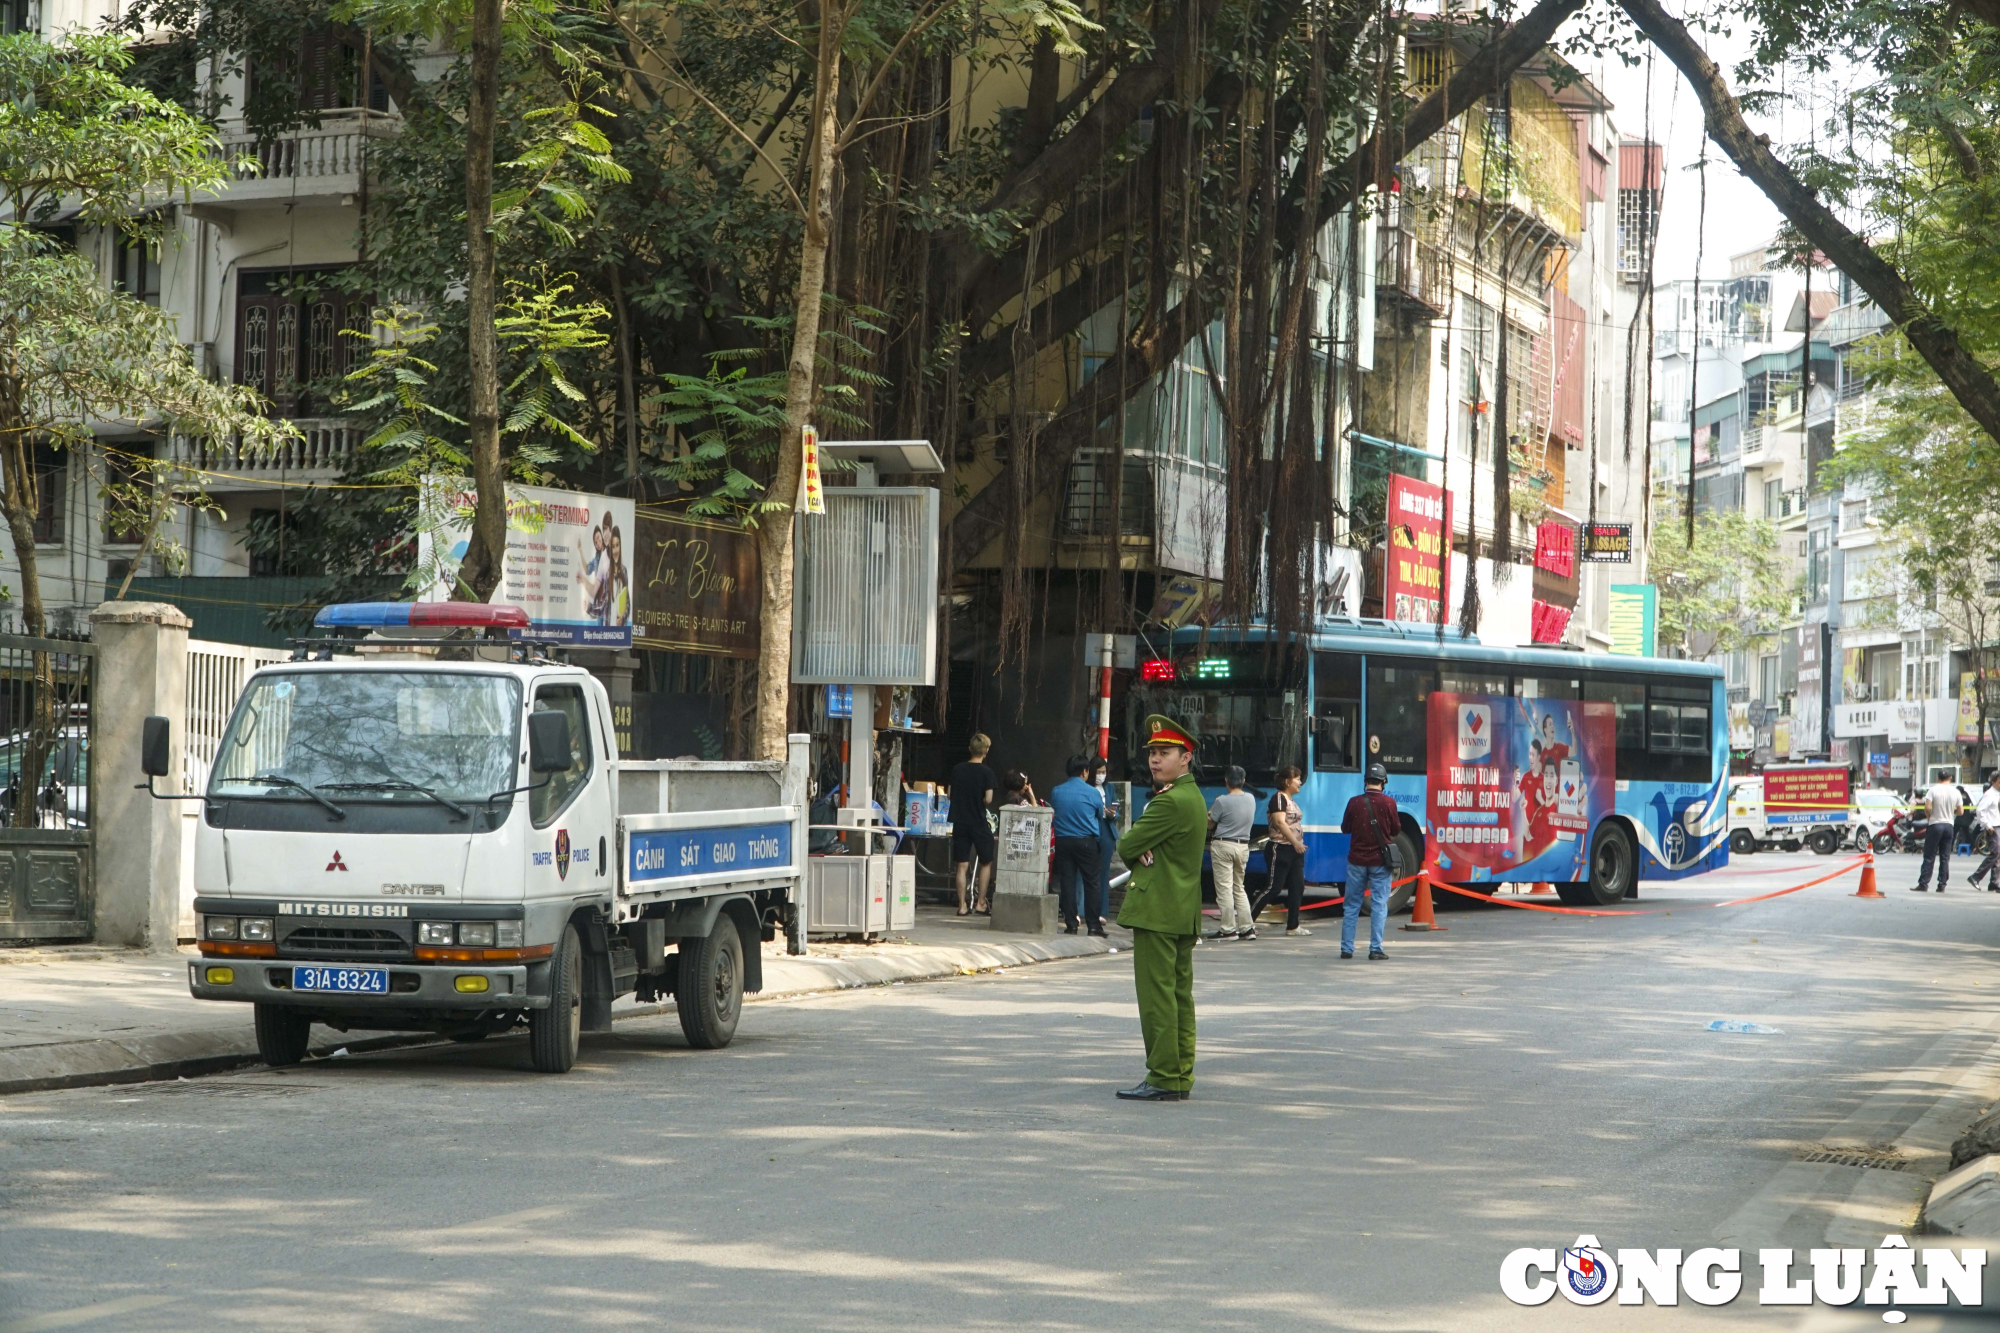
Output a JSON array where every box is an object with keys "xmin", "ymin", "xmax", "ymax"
[{"xmin": 1127, "ymin": 647, "xmax": 1305, "ymax": 785}]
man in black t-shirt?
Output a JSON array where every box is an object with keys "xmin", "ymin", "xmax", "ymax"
[{"xmin": 950, "ymin": 733, "xmax": 999, "ymax": 914}]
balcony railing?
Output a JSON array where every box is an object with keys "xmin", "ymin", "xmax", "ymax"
[
  {"xmin": 205, "ymin": 113, "xmax": 398, "ymax": 200},
  {"xmin": 1374, "ymin": 225, "xmax": 1451, "ymax": 320},
  {"xmin": 169, "ymin": 417, "xmax": 360, "ymax": 482}
]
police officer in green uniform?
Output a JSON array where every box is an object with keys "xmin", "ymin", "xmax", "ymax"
[{"xmin": 1115, "ymin": 714, "xmax": 1208, "ymax": 1102}]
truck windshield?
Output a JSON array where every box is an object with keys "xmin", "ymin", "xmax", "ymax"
[{"xmin": 210, "ymin": 671, "xmax": 523, "ymax": 803}]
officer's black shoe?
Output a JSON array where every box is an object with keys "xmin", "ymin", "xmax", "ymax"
[
  {"xmin": 1088, "ymin": 924, "xmax": 1109, "ymax": 936},
  {"xmin": 1064, "ymin": 923, "xmax": 1079, "ymax": 935},
  {"xmin": 1340, "ymin": 950, "xmax": 1354, "ymax": 959},
  {"xmin": 1116, "ymin": 1082, "xmax": 1181, "ymax": 1102},
  {"xmin": 1369, "ymin": 949, "xmax": 1388, "ymax": 960}
]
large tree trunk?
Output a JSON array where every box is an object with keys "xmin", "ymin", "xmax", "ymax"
[
  {"xmin": 753, "ymin": 7, "xmax": 842, "ymax": 760},
  {"xmin": 454, "ymin": 0, "xmax": 508, "ymax": 601},
  {"xmin": 1621, "ymin": 0, "xmax": 2000, "ymax": 446},
  {"xmin": 0, "ymin": 438, "xmax": 46, "ymax": 638}
]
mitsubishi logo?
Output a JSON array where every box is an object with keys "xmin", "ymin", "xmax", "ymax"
[{"xmin": 326, "ymin": 851, "xmax": 348, "ymax": 872}]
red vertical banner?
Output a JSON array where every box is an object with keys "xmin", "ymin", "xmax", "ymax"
[{"xmin": 1385, "ymin": 474, "xmax": 1452, "ymax": 626}]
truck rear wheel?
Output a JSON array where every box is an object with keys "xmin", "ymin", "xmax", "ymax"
[
  {"xmin": 1806, "ymin": 828, "xmax": 1840, "ymax": 855},
  {"xmin": 678, "ymin": 916, "xmax": 744, "ymax": 1050},
  {"xmin": 254, "ymin": 1004, "xmax": 311, "ymax": 1067},
  {"xmin": 529, "ymin": 923, "xmax": 583, "ymax": 1073}
]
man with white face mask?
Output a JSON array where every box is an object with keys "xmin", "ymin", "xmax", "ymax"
[{"xmin": 1089, "ymin": 758, "xmax": 1119, "ymax": 906}]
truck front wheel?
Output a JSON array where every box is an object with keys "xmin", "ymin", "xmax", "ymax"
[
  {"xmin": 254, "ymin": 1004, "xmax": 311, "ymax": 1067},
  {"xmin": 529, "ymin": 923, "xmax": 583, "ymax": 1073},
  {"xmin": 678, "ymin": 916, "xmax": 744, "ymax": 1050}
]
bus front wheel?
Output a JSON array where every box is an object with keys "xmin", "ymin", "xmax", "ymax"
[
  {"xmin": 1388, "ymin": 829, "xmax": 1423, "ymax": 913},
  {"xmin": 1557, "ymin": 823, "xmax": 1635, "ymax": 907}
]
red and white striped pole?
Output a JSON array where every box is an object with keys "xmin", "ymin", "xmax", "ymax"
[{"xmin": 1097, "ymin": 636, "xmax": 1114, "ymax": 760}]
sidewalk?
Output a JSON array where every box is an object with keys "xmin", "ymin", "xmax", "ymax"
[{"xmin": 0, "ymin": 905, "xmax": 1124, "ymax": 1095}]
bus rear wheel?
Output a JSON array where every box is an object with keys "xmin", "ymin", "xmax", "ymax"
[{"xmin": 1556, "ymin": 823, "xmax": 1635, "ymax": 907}]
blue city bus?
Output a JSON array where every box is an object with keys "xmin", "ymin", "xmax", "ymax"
[{"xmin": 1125, "ymin": 620, "xmax": 1729, "ymax": 909}]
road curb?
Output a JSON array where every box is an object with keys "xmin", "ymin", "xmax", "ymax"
[{"xmin": 0, "ymin": 931, "xmax": 1118, "ymax": 1097}]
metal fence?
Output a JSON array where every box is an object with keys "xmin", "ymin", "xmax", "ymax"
[
  {"xmin": 0, "ymin": 626, "xmax": 96, "ymax": 942},
  {"xmin": 178, "ymin": 639, "xmax": 291, "ymax": 939}
]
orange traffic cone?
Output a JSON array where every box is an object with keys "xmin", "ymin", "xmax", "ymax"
[
  {"xmin": 1401, "ymin": 872, "xmax": 1448, "ymax": 931},
  {"xmin": 1854, "ymin": 852, "xmax": 1883, "ymax": 899},
  {"xmin": 1528, "ymin": 881, "xmax": 1555, "ymax": 895}
]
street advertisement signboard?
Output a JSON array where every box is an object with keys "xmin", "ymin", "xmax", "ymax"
[
  {"xmin": 1959, "ymin": 671, "xmax": 1987, "ymax": 744},
  {"xmin": 632, "ymin": 508, "xmax": 761, "ymax": 659},
  {"xmin": 1761, "ymin": 765, "xmax": 1851, "ymax": 826},
  {"xmin": 1425, "ymin": 692, "xmax": 1615, "ymax": 883},
  {"xmin": 1580, "ymin": 522, "xmax": 1634, "ymax": 562},
  {"xmin": 1607, "ymin": 584, "xmax": 1656, "ymax": 656},
  {"xmin": 420, "ymin": 480, "xmax": 635, "ymax": 646},
  {"xmin": 1385, "ymin": 474, "xmax": 1451, "ymax": 626}
]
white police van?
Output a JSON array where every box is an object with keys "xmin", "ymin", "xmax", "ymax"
[{"xmin": 149, "ymin": 602, "xmax": 806, "ymax": 1073}]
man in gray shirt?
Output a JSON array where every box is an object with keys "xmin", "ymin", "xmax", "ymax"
[{"xmin": 1207, "ymin": 767, "xmax": 1258, "ymax": 940}]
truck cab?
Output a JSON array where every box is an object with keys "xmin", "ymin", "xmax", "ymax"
[{"xmin": 165, "ymin": 604, "xmax": 802, "ymax": 1072}]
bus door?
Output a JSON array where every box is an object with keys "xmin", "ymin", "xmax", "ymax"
[{"xmin": 1308, "ymin": 651, "xmax": 1362, "ymax": 880}]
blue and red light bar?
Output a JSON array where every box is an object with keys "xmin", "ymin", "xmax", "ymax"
[{"xmin": 313, "ymin": 602, "xmax": 532, "ymax": 631}]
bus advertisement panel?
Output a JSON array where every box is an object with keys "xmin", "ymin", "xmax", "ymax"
[{"xmin": 1425, "ymin": 693, "xmax": 1616, "ymax": 883}]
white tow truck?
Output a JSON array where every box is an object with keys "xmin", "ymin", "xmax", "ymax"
[{"xmin": 145, "ymin": 601, "xmax": 808, "ymax": 1073}]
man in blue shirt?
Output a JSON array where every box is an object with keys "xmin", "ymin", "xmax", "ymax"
[{"xmin": 1049, "ymin": 756, "xmax": 1109, "ymax": 935}]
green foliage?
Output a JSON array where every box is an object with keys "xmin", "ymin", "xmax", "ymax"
[
  {"xmin": 0, "ymin": 32, "xmax": 225, "ymax": 231},
  {"xmin": 337, "ymin": 284, "xmax": 610, "ymax": 592},
  {"xmin": 0, "ymin": 232, "xmax": 295, "ymax": 607},
  {"xmin": 1647, "ymin": 506, "xmax": 1794, "ymax": 658},
  {"xmin": 651, "ymin": 357, "xmax": 788, "ymax": 521},
  {"xmin": 1827, "ymin": 337, "xmax": 2000, "ymax": 645}
]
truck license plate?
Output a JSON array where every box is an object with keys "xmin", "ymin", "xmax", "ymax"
[{"xmin": 292, "ymin": 966, "xmax": 389, "ymax": 994}]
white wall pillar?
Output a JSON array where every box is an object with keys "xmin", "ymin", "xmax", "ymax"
[{"xmin": 90, "ymin": 601, "xmax": 190, "ymax": 951}]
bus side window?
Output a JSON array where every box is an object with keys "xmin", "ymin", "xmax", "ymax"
[
  {"xmin": 1583, "ymin": 676, "xmax": 1647, "ymax": 775},
  {"xmin": 1648, "ymin": 682, "xmax": 1713, "ymax": 783},
  {"xmin": 1313, "ymin": 652, "xmax": 1361, "ymax": 772},
  {"xmin": 1515, "ymin": 675, "xmax": 1581, "ymax": 700},
  {"xmin": 1364, "ymin": 658, "xmax": 1437, "ymax": 773}
]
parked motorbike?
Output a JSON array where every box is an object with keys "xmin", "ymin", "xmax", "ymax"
[
  {"xmin": 1873, "ymin": 808, "xmax": 1994, "ymax": 857},
  {"xmin": 1874, "ymin": 810, "xmax": 1922, "ymax": 854}
]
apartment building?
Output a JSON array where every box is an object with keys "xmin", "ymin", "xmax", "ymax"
[
  {"xmin": 1356, "ymin": 38, "xmax": 1652, "ymax": 649},
  {"xmin": 1644, "ymin": 235, "xmax": 1981, "ymax": 788},
  {"xmin": 1, "ymin": 9, "xmax": 432, "ymax": 640}
]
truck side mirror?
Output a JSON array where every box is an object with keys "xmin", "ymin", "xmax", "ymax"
[
  {"xmin": 141, "ymin": 716, "xmax": 171, "ymax": 778},
  {"xmin": 528, "ymin": 711, "xmax": 572, "ymax": 773}
]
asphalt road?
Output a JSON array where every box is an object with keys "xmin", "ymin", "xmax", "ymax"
[{"xmin": 6, "ymin": 849, "xmax": 2000, "ymax": 1331}]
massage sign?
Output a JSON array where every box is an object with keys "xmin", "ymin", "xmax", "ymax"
[{"xmin": 1425, "ymin": 693, "xmax": 1615, "ymax": 884}]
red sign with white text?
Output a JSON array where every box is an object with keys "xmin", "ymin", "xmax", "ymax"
[{"xmin": 1385, "ymin": 474, "xmax": 1452, "ymax": 626}]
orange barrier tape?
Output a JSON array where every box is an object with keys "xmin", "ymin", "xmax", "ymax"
[
  {"xmin": 1423, "ymin": 854, "xmax": 1871, "ymax": 917},
  {"xmin": 1214, "ymin": 869, "xmax": 1424, "ymax": 915}
]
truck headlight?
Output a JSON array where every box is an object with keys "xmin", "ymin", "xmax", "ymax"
[
  {"xmin": 418, "ymin": 921, "xmax": 454, "ymax": 945},
  {"xmin": 496, "ymin": 921, "xmax": 523, "ymax": 948},
  {"xmin": 239, "ymin": 917, "xmax": 274, "ymax": 942},
  {"xmin": 204, "ymin": 916, "xmax": 239, "ymax": 940},
  {"xmin": 457, "ymin": 921, "xmax": 497, "ymax": 948}
]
